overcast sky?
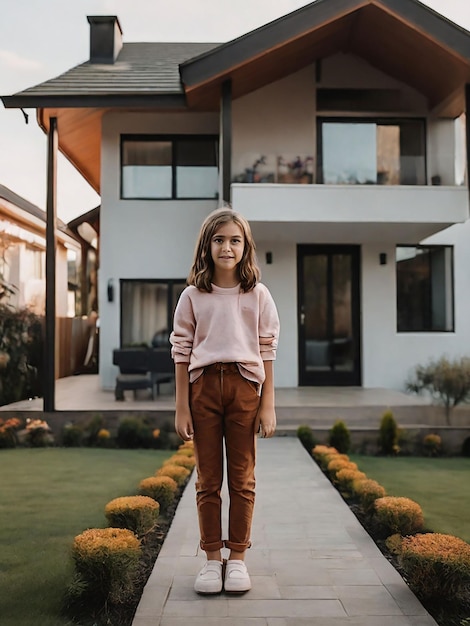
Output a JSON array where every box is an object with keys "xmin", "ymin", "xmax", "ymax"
[{"xmin": 1, "ymin": 0, "xmax": 469, "ymax": 222}]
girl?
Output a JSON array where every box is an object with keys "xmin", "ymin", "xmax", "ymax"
[{"xmin": 170, "ymin": 207, "xmax": 280, "ymax": 594}]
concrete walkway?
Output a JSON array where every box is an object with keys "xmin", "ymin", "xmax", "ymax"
[{"xmin": 132, "ymin": 438, "xmax": 438, "ymax": 626}]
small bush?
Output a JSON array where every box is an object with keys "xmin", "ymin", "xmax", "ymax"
[
  {"xmin": 156, "ymin": 464, "xmax": 190, "ymax": 486},
  {"xmin": 398, "ymin": 533, "xmax": 470, "ymax": 600},
  {"xmin": 422, "ymin": 433, "xmax": 442, "ymax": 457},
  {"xmin": 66, "ymin": 527, "xmax": 141, "ymax": 614},
  {"xmin": 352, "ymin": 478, "xmax": 386, "ymax": 513},
  {"xmin": 327, "ymin": 457, "xmax": 358, "ymax": 480},
  {"xmin": 328, "ymin": 420, "xmax": 351, "ymax": 454},
  {"xmin": 176, "ymin": 444, "xmax": 196, "ymax": 457},
  {"xmin": 312, "ymin": 446, "xmax": 339, "ymax": 470},
  {"xmin": 83, "ymin": 414, "xmax": 105, "ymax": 447},
  {"xmin": 164, "ymin": 454, "xmax": 196, "ymax": 470},
  {"xmin": 139, "ymin": 476, "xmax": 178, "ymax": 512},
  {"xmin": 105, "ymin": 496, "xmax": 159, "ymax": 537},
  {"xmin": 335, "ymin": 468, "xmax": 367, "ymax": 496},
  {"xmin": 297, "ymin": 425, "xmax": 316, "ymax": 454},
  {"xmin": 62, "ymin": 423, "xmax": 83, "ymax": 447},
  {"xmin": 379, "ymin": 410, "xmax": 399, "ymax": 455},
  {"xmin": 461, "ymin": 436, "xmax": 470, "ymax": 457},
  {"xmin": 117, "ymin": 416, "xmax": 153, "ymax": 449},
  {"xmin": 374, "ymin": 496, "xmax": 424, "ymax": 536},
  {"xmin": 24, "ymin": 418, "xmax": 54, "ymax": 447}
]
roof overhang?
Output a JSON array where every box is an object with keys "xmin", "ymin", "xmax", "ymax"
[{"xmin": 180, "ymin": 0, "xmax": 470, "ymax": 114}]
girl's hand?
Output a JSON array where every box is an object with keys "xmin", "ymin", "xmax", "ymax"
[
  {"xmin": 175, "ymin": 409, "xmax": 194, "ymax": 441},
  {"xmin": 258, "ymin": 407, "xmax": 276, "ymax": 438}
]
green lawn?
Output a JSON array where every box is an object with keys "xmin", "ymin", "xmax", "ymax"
[
  {"xmin": 0, "ymin": 447, "xmax": 173, "ymax": 626},
  {"xmin": 350, "ymin": 455, "xmax": 470, "ymax": 543}
]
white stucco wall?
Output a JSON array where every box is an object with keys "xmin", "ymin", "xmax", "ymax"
[
  {"xmin": 99, "ymin": 111, "xmax": 219, "ymax": 388},
  {"xmin": 97, "ymin": 54, "xmax": 468, "ymax": 392}
]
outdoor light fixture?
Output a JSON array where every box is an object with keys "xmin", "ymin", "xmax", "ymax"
[
  {"xmin": 379, "ymin": 253, "xmax": 387, "ymax": 265},
  {"xmin": 107, "ymin": 279, "xmax": 114, "ymax": 302},
  {"xmin": 266, "ymin": 252, "xmax": 273, "ymax": 265}
]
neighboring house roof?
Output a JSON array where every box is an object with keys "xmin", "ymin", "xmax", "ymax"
[{"xmin": 0, "ymin": 184, "xmax": 79, "ymax": 244}]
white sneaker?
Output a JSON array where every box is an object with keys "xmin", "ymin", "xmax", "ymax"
[
  {"xmin": 224, "ymin": 559, "xmax": 251, "ymax": 592},
  {"xmin": 194, "ymin": 560, "xmax": 223, "ymax": 594}
]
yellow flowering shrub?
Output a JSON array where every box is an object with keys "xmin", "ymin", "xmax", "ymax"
[
  {"xmin": 398, "ymin": 533, "xmax": 470, "ymax": 600},
  {"xmin": 70, "ymin": 527, "xmax": 141, "ymax": 605},
  {"xmin": 157, "ymin": 463, "xmax": 190, "ymax": 486},
  {"xmin": 352, "ymin": 478, "xmax": 386, "ymax": 513},
  {"xmin": 374, "ymin": 496, "xmax": 424, "ymax": 536},
  {"xmin": 164, "ymin": 454, "xmax": 196, "ymax": 470},
  {"xmin": 139, "ymin": 476, "xmax": 178, "ymax": 511},
  {"xmin": 105, "ymin": 496, "xmax": 159, "ymax": 537}
]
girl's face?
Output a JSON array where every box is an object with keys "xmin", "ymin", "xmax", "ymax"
[{"xmin": 210, "ymin": 221, "xmax": 245, "ymax": 276}]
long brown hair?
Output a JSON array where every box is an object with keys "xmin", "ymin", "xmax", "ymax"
[{"xmin": 188, "ymin": 207, "xmax": 260, "ymax": 292}]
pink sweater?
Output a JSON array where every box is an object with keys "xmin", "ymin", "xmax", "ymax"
[{"xmin": 170, "ymin": 283, "xmax": 280, "ymax": 386}]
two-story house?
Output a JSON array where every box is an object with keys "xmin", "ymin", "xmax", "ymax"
[{"xmin": 2, "ymin": 0, "xmax": 470, "ymax": 393}]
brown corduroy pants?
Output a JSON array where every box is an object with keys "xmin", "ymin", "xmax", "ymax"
[{"xmin": 189, "ymin": 362, "xmax": 261, "ymax": 552}]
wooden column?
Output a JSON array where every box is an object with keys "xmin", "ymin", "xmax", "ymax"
[
  {"xmin": 221, "ymin": 80, "xmax": 232, "ymax": 205},
  {"xmin": 44, "ymin": 117, "xmax": 58, "ymax": 412}
]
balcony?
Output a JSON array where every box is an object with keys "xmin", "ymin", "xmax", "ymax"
[{"xmin": 231, "ymin": 183, "xmax": 468, "ymax": 244}]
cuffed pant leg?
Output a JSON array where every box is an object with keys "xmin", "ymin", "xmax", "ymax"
[{"xmin": 224, "ymin": 373, "xmax": 260, "ymax": 552}]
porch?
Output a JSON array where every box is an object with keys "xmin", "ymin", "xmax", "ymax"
[{"xmin": 0, "ymin": 373, "xmax": 463, "ymax": 428}]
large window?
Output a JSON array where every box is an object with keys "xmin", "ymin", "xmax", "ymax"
[
  {"xmin": 396, "ymin": 246, "xmax": 454, "ymax": 332},
  {"xmin": 121, "ymin": 135, "xmax": 219, "ymax": 199},
  {"xmin": 318, "ymin": 119, "xmax": 426, "ymax": 185},
  {"xmin": 120, "ymin": 279, "xmax": 186, "ymax": 347}
]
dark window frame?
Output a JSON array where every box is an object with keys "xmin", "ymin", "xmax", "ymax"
[
  {"xmin": 316, "ymin": 117, "xmax": 427, "ymax": 185},
  {"xmin": 119, "ymin": 278, "xmax": 186, "ymax": 347},
  {"xmin": 396, "ymin": 244, "xmax": 455, "ymax": 333},
  {"xmin": 120, "ymin": 134, "xmax": 219, "ymax": 200}
]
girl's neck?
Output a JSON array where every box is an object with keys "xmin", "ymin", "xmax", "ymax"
[{"xmin": 212, "ymin": 269, "xmax": 239, "ymax": 289}]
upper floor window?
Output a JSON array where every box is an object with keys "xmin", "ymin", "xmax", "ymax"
[
  {"xmin": 396, "ymin": 246, "xmax": 454, "ymax": 332},
  {"xmin": 318, "ymin": 119, "xmax": 426, "ymax": 186},
  {"xmin": 121, "ymin": 135, "xmax": 219, "ymax": 200}
]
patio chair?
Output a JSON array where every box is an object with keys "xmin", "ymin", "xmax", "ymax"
[{"xmin": 113, "ymin": 347, "xmax": 174, "ymax": 400}]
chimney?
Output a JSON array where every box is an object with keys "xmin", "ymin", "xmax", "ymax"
[{"xmin": 87, "ymin": 16, "xmax": 123, "ymax": 64}]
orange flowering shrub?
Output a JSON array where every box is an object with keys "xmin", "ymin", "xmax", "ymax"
[
  {"xmin": 327, "ymin": 458, "xmax": 358, "ymax": 480},
  {"xmin": 139, "ymin": 475, "xmax": 178, "ymax": 511},
  {"xmin": 70, "ymin": 528, "xmax": 141, "ymax": 605},
  {"xmin": 176, "ymin": 445, "xmax": 196, "ymax": 457},
  {"xmin": 398, "ymin": 533, "xmax": 470, "ymax": 600},
  {"xmin": 156, "ymin": 463, "xmax": 190, "ymax": 486},
  {"xmin": 164, "ymin": 454, "xmax": 196, "ymax": 470},
  {"xmin": 335, "ymin": 468, "xmax": 367, "ymax": 495},
  {"xmin": 0, "ymin": 417, "xmax": 22, "ymax": 448},
  {"xmin": 374, "ymin": 496, "xmax": 424, "ymax": 536},
  {"xmin": 105, "ymin": 496, "xmax": 159, "ymax": 537},
  {"xmin": 352, "ymin": 478, "xmax": 386, "ymax": 513}
]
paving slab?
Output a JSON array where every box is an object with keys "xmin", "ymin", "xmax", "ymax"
[{"xmin": 132, "ymin": 438, "xmax": 438, "ymax": 626}]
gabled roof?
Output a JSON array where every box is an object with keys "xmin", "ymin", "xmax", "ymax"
[
  {"xmin": 3, "ymin": 43, "xmax": 219, "ymax": 108},
  {"xmin": 179, "ymin": 0, "xmax": 470, "ymax": 110}
]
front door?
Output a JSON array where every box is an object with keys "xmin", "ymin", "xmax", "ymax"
[{"xmin": 298, "ymin": 245, "xmax": 361, "ymax": 386}]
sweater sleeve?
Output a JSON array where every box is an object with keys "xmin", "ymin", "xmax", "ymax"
[
  {"xmin": 169, "ymin": 289, "xmax": 195, "ymax": 363},
  {"xmin": 258, "ymin": 285, "xmax": 280, "ymax": 361}
]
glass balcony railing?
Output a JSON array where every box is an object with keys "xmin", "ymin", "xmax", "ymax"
[{"xmin": 232, "ymin": 154, "xmax": 314, "ymax": 185}]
